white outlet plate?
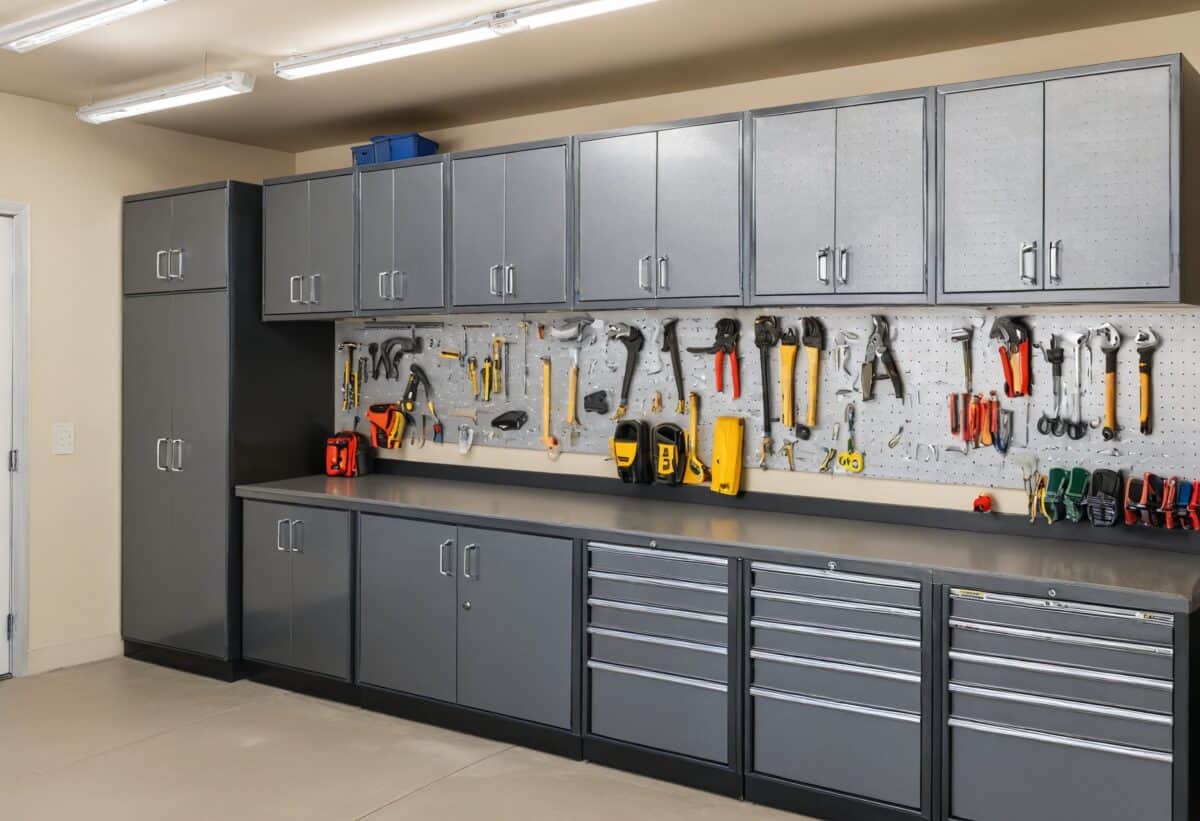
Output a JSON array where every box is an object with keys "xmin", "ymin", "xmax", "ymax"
[{"xmin": 52, "ymin": 422, "xmax": 75, "ymax": 455}]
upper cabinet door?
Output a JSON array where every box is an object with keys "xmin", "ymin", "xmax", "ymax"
[
  {"xmin": 752, "ymin": 108, "xmax": 837, "ymax": 298},
  {"xmin": 122, "ymin": 197, "xmax": 173, "ymax": 295},
  {"xmin": 393, "ymin": 162, "xmax": 447, "ymax": 310},
  {"xmin": 307, "ymin": 174, "xmax": 355, "ymax": 314},
  {"xmin": 451, "ymin": 155, "xmax": 506, "ymax": 307},
  {"xmin": 503, "ymin": 146, "xmax": 567, "ymax": 306},
  {"xmin": 168, "ymin": 188, "xmax": 228, "ymax": 292},
  {"xmin": 263, "ymin": 181, "xmax": 310, "ymax": 315},
  {"xmin": 941, "ymin": 82, "xmax": 1044, "ymax": 294},
  {"xmin": 834, "ymin": 98, "xmax": 927, "ymax": 296},
  {"xmin": 576, "ymin": 132, "xmax": 658, "ymax": 303},
  {"xmin": 1044, "ymin": 66, "xmax": 1174, "ymax": 292},
  {"xmin": 656, "ymin": 121, "xmax": 742, "ymax": 299},
  {"xmin": 357, "ymin": 168, "xmax": 395, "ymax": 312}
]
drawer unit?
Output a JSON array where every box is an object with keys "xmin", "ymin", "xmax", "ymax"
[
  {"xmin": 752, "ymin": 589, "xmax": 922, "ymax": 638},
  {"xmin": 752, "ymin": 619, "xmax": 921, "ymax": 673},
  {"xmin": 587, "ymin": 571, "xmax": 727, "ymax": 615},
  {"xmin": 950, "ymin": 588, "xmax": 1174, "ymax": 646},
  {"xmin": 751, "ymin": 650, "xmax": 920, "ymax": 712},
  {"xmin": 752, "ymin": 562, "xmax": 922, "ymax": 609},
  {"xmin": 588, "ymin": 598, "xmax": 727, "ymax": 646},
  {"xmin": 587, "ymin": 542, "xmax": 729, "ymax": 585},
  {"xmin": 588, "ymin": 627, "xmax": 727, "ymax": 683}
]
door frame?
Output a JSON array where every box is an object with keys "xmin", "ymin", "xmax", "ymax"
[{"xmin": 0, "ymin": 201, "xmax": 31, "ymax": 677}]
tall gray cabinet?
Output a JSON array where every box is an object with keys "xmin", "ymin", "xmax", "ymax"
[{"xmin": 123, "ymin": 182, "xmax": 331, "ymax": 673}]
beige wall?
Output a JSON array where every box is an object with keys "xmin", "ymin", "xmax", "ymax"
[{"xmin": 0, "ymin": 90, "xmax": 294, "ymax": 674}]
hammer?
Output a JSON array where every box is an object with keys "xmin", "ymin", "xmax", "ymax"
[{"xmin": 550, "ymin": 317, "xmax": 594, "ymax": 441}]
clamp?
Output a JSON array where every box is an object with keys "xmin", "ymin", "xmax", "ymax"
[
  {"xmin": 688, "ymin": 318, "xmax": 741, "ymax": 399},
  {"xmin": 861, "ymin": 316, "xmax": 903, "ymax": 401},
  {"xmin": 990, "ymin": 317, "xmax": 1031, "ymax": 398}
]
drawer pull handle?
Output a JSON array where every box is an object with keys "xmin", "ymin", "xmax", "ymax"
[
  {"xmin": 751, "ymin": 619, "xmax": 920, "ymax": 649},
  {"xmin": 588, "ymin": 597, "xmax": 727, "ymax": 624},
  {"xmin": 752, "ymin": 562, "xmax": 921, "ymax": 590},
  {"xmin": 751, "ymin": 649, "xmax": 920, "ymax": 683},
  {"xmin": 950, "ymin": 589, "xmax": 1173, "ymax": 627},
  {"xmin": 750, "ymin": 686, "xmax": 920, "ymax": 724},
  {"xmin": 949, "ymin": 718, "xmax": 1172, "ymax": 763},
  {"xmin": 949, "ymin": 619, "xmax": 1173, "ymax": 656},
  {"xmin": 949, "ymin": 683, "xmax": 1173, "ymax": 725},
  {"xmin": 949, "ymin": 650, "xmax": 1173, "ymax": 691},
  {"xmin": 587, "ymin": 626, "xmax": 726, "ymax": 655},
  {"xmin": 587, "ymin": 542, "xmax": 728, "ymax": 566},
  {"xmin": 587, "ymin": 660, "xmax": 726, "ymax": 692},
  {"xmin": 752, "ymin": 589, "xmax": 920, "ymax": 618},
  {"xmin": 588, "ymin": 570, "xmax": 727, "ymax": 595}
]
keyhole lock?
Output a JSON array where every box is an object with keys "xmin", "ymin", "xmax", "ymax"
[{"xmin": 462, "ymin": 601, "xmax": 472, "ymax": 611}]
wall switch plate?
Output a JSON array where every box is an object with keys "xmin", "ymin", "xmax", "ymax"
[{"xmin": 52, "ymin": 422, "xmax": 75, "ymax": 455}]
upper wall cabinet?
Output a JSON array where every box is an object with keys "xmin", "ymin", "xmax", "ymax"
[
  {"xmin": 575, "ymin": 116, "xmax": 744, "ymax": 307},
  {"xmin": 263, "ymin": 170, "xmax": 356, "ymax": 318},
  {"xmin": 750, "ymin": 92, "xmax": 933, "ymax": 305},
  {"xmin": 938, "ymin": 56, "xmax": 1180, "ymax": 304},
  {"xmin": 450, "ymin": 140, "xmax": 570, "ymax": 310},
  {"xmin": 358, "ymin": 157, "xmax": 447, "ymax": 314},
  {"xmin": 123, "ymin": 186, "xmax": 229, "ymax": 295}
]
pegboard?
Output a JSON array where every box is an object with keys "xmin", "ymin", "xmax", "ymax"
[{"xmin": 333, "ymin": 306, "xmax": 1200, "ymax": 491}]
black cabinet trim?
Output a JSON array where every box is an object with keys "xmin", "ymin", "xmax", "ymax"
[
  {"xmin": 745, "ymin": 773, "xmax": 925, "ymax": 821},
  {"xmin": 124, "ymin": 640, "xmax": 243, "ymax": 682},
  {"xmin": 582, "ymin": 735, "xmax": 742, "ymax": 798}
]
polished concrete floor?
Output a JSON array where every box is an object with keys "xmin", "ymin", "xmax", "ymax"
[{"xmin": 0, "ymin": 658, "xmax": 802, "ymax": 820}]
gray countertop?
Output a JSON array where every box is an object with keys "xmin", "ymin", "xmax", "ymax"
[{"xmin": 237, "ymin": 474, "xmax": 1200, "ymax": 611}]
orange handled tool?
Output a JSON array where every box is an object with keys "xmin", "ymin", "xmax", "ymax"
[
  {"xmin": 1136, "ymin": 328, "xmax": 1159, "ymax": 435},
  {"xmin": 1092, "ymin": 323, "xmax": 1121, "ymax": 441}
]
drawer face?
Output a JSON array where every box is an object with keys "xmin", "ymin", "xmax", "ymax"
[
  {"xmin": 588, "ymin": 542, "xmax": 729, "ymax": 585},
  {"xmin": 753, "ymin": 563, "xmax": 921, "ymax": 609},
  {"xmin": 589, "ymin": 572, "xmax": 728, "ymax": 615},
  {"xmin": 949, "ymin": 619, "xmax": 1174, "ymax": 681},
  {"xmin": 589, "ymin": 663, "xmax": 728, "ymax": 764},
  {"xmin": 752, "ymin": 620, "xmax": 921, "ymax": 673},
  {"xmin": 949, "ymin": 720, "xmax": 1171, "ymax": 821},
  {"xmin": 949, "ymin": 652, "xmax": 1174, "ymax": 715},
  {"xmin": 588, "ymin": 599, "xmax": 727, "ymax": 646},
  {"xmin": 753, "ymin": 688, "xmax": 921, "ymax": 810},
  {"xmin": 950, "ymin": 590, "xmax": 1173, "ymax": 646},
  {"xmin": 752, "ymin": 652, "xmax": 920, "ymax": 713},
  {"xmin": 950, "ymin": 685, "xmax": 1173, "ymax": 753},
  {"xmin": 753, "ymin": 591, "xmax": 921, "ymax": 639},
  {"xmin": 589, "ymin": 628, "xmax": 727, "ymax": 683}
]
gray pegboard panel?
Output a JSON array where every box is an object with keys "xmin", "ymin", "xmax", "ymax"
[{"xmin": 332, "ymin": 306, "xmax": 1199, "ymax": 490}]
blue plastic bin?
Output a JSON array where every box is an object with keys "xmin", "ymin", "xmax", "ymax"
[
  {"xmin": 370, "ymin": 133, "xmax": 439, "ymax": 162},
  {"xmin": 351, "ymin": 144, "xmax": 377, "ymax": 166}
]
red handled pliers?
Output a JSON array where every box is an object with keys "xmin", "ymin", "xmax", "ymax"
[{"xmin": 688, "ymin": 318, "xmax": 741, "ymax": 399}]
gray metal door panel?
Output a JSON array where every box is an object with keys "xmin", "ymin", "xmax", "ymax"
[
  {"xmin": 588, "ymin": 629, "xmax": 728, "ymax": 683},
  {"xmin": 752, "ymin": 109, "xmax": 836, "ymax": 297},
  {"xmin": 357, "ymin": 169, "xmax": 394, "ymax": 312},
  {"xmin": 122, "ymin": 197, "xmax": 172, "ymax": 295},
  {"xmin": 751, "ymin": 621, "xmax": 922, "ymax": 673},
  {"xmin": 950, "ymin": 595, "xmax": 1173, "ymax": 645},
  {"xmin": 168, "ymin": 188, "xmax": 228, "ymax": 292},
  {"xmin": 289, "ymin": 506, "xmax": 352, "ymax": 680},
  {"xmin": 307, "ymin": 175, "xmax": 355, "ymax": 313},
  {"xmin": 834, "ymin": 98, "xmax": 927, "ymax": 295},
  {"xmin": 121, "ymin": 295, "xmax": 175, "ymax": 646},
  {"xmin": 358, "ymin": 515, "xmax": 457, "ymax": 701},
  {"xmin": 263, "ymin": 181, "xmax": 309, "ymax": 315},
  {"xmin": 1044, "ymin": 67, "xmax": 1173, "ymax": 291},
  {"xmin": 166, "ymin": 292, "xmax": 231, "ymax": 657},
  {"xmin": 751, "ymin": 653, "xmax": 920, "ymax": 712},
  {"xmin": 503, "ymin": 146, "xmax": 567, "ymax": 305},
  {"xmin": 942, "ymin": 82, "xmax": 1044, "ymax": 294},
  {"xmin": 394, "ymin": 162, "xmax": 446, "ymax": 310},
  {"xmin": 656, "ymin": 121, "xmax": 742, "ymax": 299},
  {"xmin": 242, "ymin": 500, "xmax": 293, "ymax": 667},
  {"xmin": 588, "ymin": 599, "xmax": 727, "ymax": 646},
  {"xmin": 451, "ymin": 155, "xmax": 506, "ymax": 307},
  {"xmin": 457, "ymin": 527, "xmax": 573, "ymax": 728},
  {"xmin": 576, "ymin": 132, "xmax": 658, "ymax": 302}
]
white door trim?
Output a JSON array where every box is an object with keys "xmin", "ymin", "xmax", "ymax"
[{"xmin": 0, "ymin": 201, "xmax": 31, "ymax": 677}]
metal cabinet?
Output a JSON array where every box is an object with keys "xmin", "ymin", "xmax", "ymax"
[
  {"xmin": 751, "ymin": 92, "xmax": 931, "ymax": 304},
  {"xmin": 242, "ymin": 501, "xmax": 352, "ymax": 680},
  {"xmin": 576, "ymin": 117, "xmax": 743, "ymax": 306},
  {"xmin": 450, "ymin": 142, "xmax": 569, "ymax": 309},
  {"xmin": 123, "ymin": 187, "xmax": 228, "ymax": 295}
]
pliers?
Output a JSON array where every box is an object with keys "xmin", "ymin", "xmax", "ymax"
[
  {"xmin": 401, "ymin": 364, "xmax": 443, "ymax": 443},
  {"xmin": 861, "ymin": 316, "xmax": 903, "ymax": 401},
  {"xmin": 990, "ymin": 317, "xmax": 1032, "ymax": 398},
  {"xmin": 688, "ymin": 318, "xmax": 741, "ymax": 399}
]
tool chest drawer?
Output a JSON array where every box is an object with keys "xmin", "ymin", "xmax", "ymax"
[
  {"xmin": 588, "ymin": 598, "xmax": 727, "ymax": 646},
  {"xmin": 751, "ymin": 650, "xmax": 920, "ymax": 712},
  {"xmin": 948, "ymin": 718, "xmax": 1172, "ymax": 821},
  {"xmin": 950, "ymin": 588, "xmax": 1174, "ymax": 646},
  {"xmin": 587, "ymin": 571, "xmax": 728, "ymax": 615},
  {"xmin": 751, "ymin": 562, "xmax": 921, "ymax": 609},
  {"xmin": 588, "ymin": 661, "xmax": 728, "ymax": 764},
  {"xmin": 587, "ymin": 542, "xmax": 729, "ymax": 586},
  {"xmin": 588, "ymin": 627, "xmax": 727, "ymax": 683},
  {"xmin": 752, "ymin": 687, "xmax": 921, "ymax": 810},
  {"xmin": 752, "ymin": 619, "xmax": 921, "ymax": 672},
  {"xmin": 752, "ymin": 590, "xmax": 921, "ymax": 639}
]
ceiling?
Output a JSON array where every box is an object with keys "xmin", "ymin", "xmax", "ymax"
[{"xmin": 1, "ymin": 0, "xmax": 1197, "ymax": 152}]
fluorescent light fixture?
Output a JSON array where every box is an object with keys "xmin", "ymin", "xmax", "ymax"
[
  {"xmin": 275, "ymin": 0, "xmax": 658, "ymax": 80},
  {"xmin": 0, "ymin": 0, "xmax": 175, "ymax": 53},
  {"xmin": 76, "ymin": 71, "xmax": 254, "ymax": 124}
]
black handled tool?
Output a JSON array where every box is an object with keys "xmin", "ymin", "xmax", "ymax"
[
  {"xmin": 607, "ymin": 323, "xmax": 644, "ymax": 420},
  {"xmin": 662, "ymin": 318, "xmax": 685, "ymax": 414},
  {"xmin": 753, "ymin": 316, "xmax": 781, "ymax": 466}
]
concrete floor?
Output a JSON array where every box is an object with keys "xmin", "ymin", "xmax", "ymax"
[{"xmin": 0, "ymin": 658, "xmax": 803, "ymax": 820}]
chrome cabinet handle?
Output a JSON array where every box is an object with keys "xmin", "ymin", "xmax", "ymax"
[
  {"xmin": 391, "ymin": 271, "xmax": 405, "ymax": 301},
  {"xmin": 1019, "ymin": 241, "xmax": 1038, "ymax": 285},
  {"xmin": 155, "ymin": 250, "xmax": 169, "ymax": 281},
  {"xmin": 289, "ymin": 275, "xmax": 303, "ymax": 304},
  {"xmin": 377, "ymin": 271, "xmax": 389, "ymax": 299},
  {"xmin": 657, "ymin": 256, "xmax": 669, "ymax": 290},
  {"xmin": 505, "ymin": 264, "xmax": 515, "ymax": 296},
  {"xmin": 167, "ymin": 438, "xmax": 184, "ymax": 472},
  {"xmin": 816, "ymin": 247, "xmax": 831, "ymax": 284},
  {"xmin": 1048, "ymin": 239, "xmax": 1061, "ymax": 285},
  {"xmin": 276, "ymin": 519, "xmax": 289, "ymax": 551},
  {"xmin": 307, "ymin": 274, "xmax": 321, "ymax": 305},
  {"xmin": 588, "ymin": 660, "xmax": 727, "ymax": 693},
  {"xmin": 155, "ymin": 437, "xmax": 169, "ymax": 471},
  {"xmin": 837, "ymin": 247, "xmax": 849, "ymax": 284},
  {"xmin": 948, "ymin": 718, "xmax": 1172, "ymax": 763},
  {"xmin": 462, "ymin": 543, "xmax": 478, "ymax": 579},
  {"xmin": 169, "ymin": 249, "xmax": 184, "ymax": 280},
  {"xmin": 751, "ymin": 686, "xmax": 920, "ymax": 723},
  {"xmin": 289, "ymin": 520, "xmax": 303, "ymax": 553},
  {"xmin": 438, "ymin": 539, "xmax": 455, "ymax": 577},
  {"xmin": 488, "ymin": 265, "xmax": 502, "ymax": 297},
  {"xmin": 637, "ymin": 256, "xmax": 652, "ymax": 291}
]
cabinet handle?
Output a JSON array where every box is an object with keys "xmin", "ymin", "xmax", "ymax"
[
  {"xmin": 637, "ymin": 256, "xmax": 652, "ymax": 291},
  {"xmin": 168, "ymin": 438, "xmax": 184, "ymax": 472},
  {"xmin": 289, "ymin": 520, "xmax": 303, "ymax": 553},
  {"xmin": 837, "ymin": 246, "xmax": 849, "ymax": 284},
  {"xmin": 438, "ymin": 539, "xmax": 455, "ymax": 576},
  {"xmin": 462, "ymin": 543, "xmax": 478, "ymax": 579},
  {"xmin": 1048, "ymin": 239, "xmax": 1061, "ymax": 285},
  {"xmin": 155, "ymin": 250, "xmax": 169, "ymax": 281},
  {"xmin": 1019, "ymin": 241, "xmax": 1038, "ymax": 285},
  {"xmin": 391, "ymin": 271, "xmax": 405, "ymax": 301},
  {"xmin": 289, "ymin": 275, "xmax": 303, "ymax": 304},
  {"xmin": 169, "ymin": 249, "xmax": 184, "ymax": 280},
  {"xmin": 276, "ymin": 519, "xmax": 289, "ymax": 552},
  {"xmin": 488, "ymin": 265, "xmax": 502, "ymax": 297},
  {"xmin": 948, "ymin": 718, "xmax": 1172, "ymax": 763},
  {"xmin": 588, "ymin": 660, "xmax": 727, "ymax": 693},
  {"xmin": 308, "ymin": 274, "xmax": 321, "ymax": 305},
  {"xmin": 751, "ymin": 686, "xmax": 920, "ymax": 724},
  {"xmin": 155, "ymin": 437, "xmax": 169, "ymax": 471},
  {"xmin": 816, "ymin": 247, "xmax": 831, "ymax": 284},
  {"xmin": 377, "ymin": 271, "xmax": 389, "ymax": 299},
  {"xmin": 657, "ymin": 256, "xmax": 669, "ymax": 290},
  {"xmin": 505, "ymin": 264, "xmax": 515, "ymax": 297}
]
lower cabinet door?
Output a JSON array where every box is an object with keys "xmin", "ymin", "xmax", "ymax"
[
  {"xmin": 358, "ymin": 515, "xmax": 458, "ymax": 701},
  {"xmin": 288, "ymin": 506, "xmax": 353, "ymax": 680},
  {"xmin": 242, "ymin": 501, "xmax": 294, "ymax": 668},
  {"xmin": 456, "ymin": 528, "xmax": 573, "ymax": 729}
]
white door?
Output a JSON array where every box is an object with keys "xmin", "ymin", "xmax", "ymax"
[{"xmin": 0, "ymin": 216, "xmax": 12, "ymax": 676}]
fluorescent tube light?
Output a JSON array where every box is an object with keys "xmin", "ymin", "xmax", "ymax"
[
  {"xmin": 0, "ymin": 0, "xmax": 175, "ymax": 53},
  {"xmin": 76, "ymin": 71, "xmax": 254, "ymax": 124},
  {"xmin": 275, "ymin": 0, "xmax": 659, "ymax": 80}
]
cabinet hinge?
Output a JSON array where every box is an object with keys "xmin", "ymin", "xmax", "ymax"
[
  {"xmin": 5, "ymin": 613, "xmax": 12, "ymax": 641},
  {"xmin": 7, "ymin": 450, "xmax": 16, "ymax": 472}
]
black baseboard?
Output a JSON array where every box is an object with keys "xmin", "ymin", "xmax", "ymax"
[
  {"xmin": 361, "ymin": 685, "xmax": 583, "ymax": 760},
  {"xmin": 583, "ymin": 735, "xmax": 742, "ymax": 799},
  {"xmin": 124, "ymin": 640, "xmax": 242, "ymax": 682},
  {"xmin": 744, "ymin": 773, "xmax": 925, "ymax": 821},
  {"xmin": 242, "ymin": 661, "xmax": 359, "ymax": 706}
]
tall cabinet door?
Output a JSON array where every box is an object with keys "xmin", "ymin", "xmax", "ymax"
[
  {"xmin": 307, "ymin": 175, "xmax": 355, "ymax": 314},
  {"xmin": 457, "ymin": 528, "xmax": 573, "ymax": 729},
  {"xmin": 503, "ymin": 146, "xmax": 568, "ymax": 305},
  {"xmin": 358, "ymin": 516, "xmax": 458, "ymax": 701},
  {"xmin": 576, "ymin": 132, "xmax": 658, "ymax": 302},
  {"xmin": 394, "ymin": 162, "xmax": 447, "ymax": 310},
  {"xmin": 121, "ymin": 295, "xmax": 176, "ymax": 647},
  {"xmin": 169, "ymin": 189, "xmax": 229, "ymax": 292},
  {"xmin": 289, "ymin": 506, "xmax": 352, "ymax": 681},
  {"xmin": 1044, "ymin": 66, "xmax": 1173, "ymax": 292},
  {"xmin": 941, "ymin": 82, "xmax": 1044, "ymax": 294},
  {"xmin": 242, "ymin": 500, "xmax": 293, "ymax": 667},
  {"xmin": 656, "ymin": 121, "xmax": 742, "ymax": 299},
  {"xmin": 834, "ymin": 98, "xmax": 927, "ymax": 296},
  {"xmin": 167, "ymin": 291, "xmax": 231, "ymax": 658},
  {"xmin": 263, "ymin": 181, "xmax": 309, "ymax": 315},
  {"xmin": 753, "ymin": 108, "xmax": 837, "ymax": 297},
  {"xmin": 451, "ymin": 155, "xmax": 506, "ymax": 307},
  {"xmin": 357, "ymin": 168, "xmax": 395, "ymax": 312},
  {"xmin": 122, "ymin": 198, "xmax": 173, "ymax": 295}
]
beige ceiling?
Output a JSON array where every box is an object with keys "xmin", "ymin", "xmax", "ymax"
[{"xmin": 1, "ymin": 0, "xmax": 1197, "ymax": 151}]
